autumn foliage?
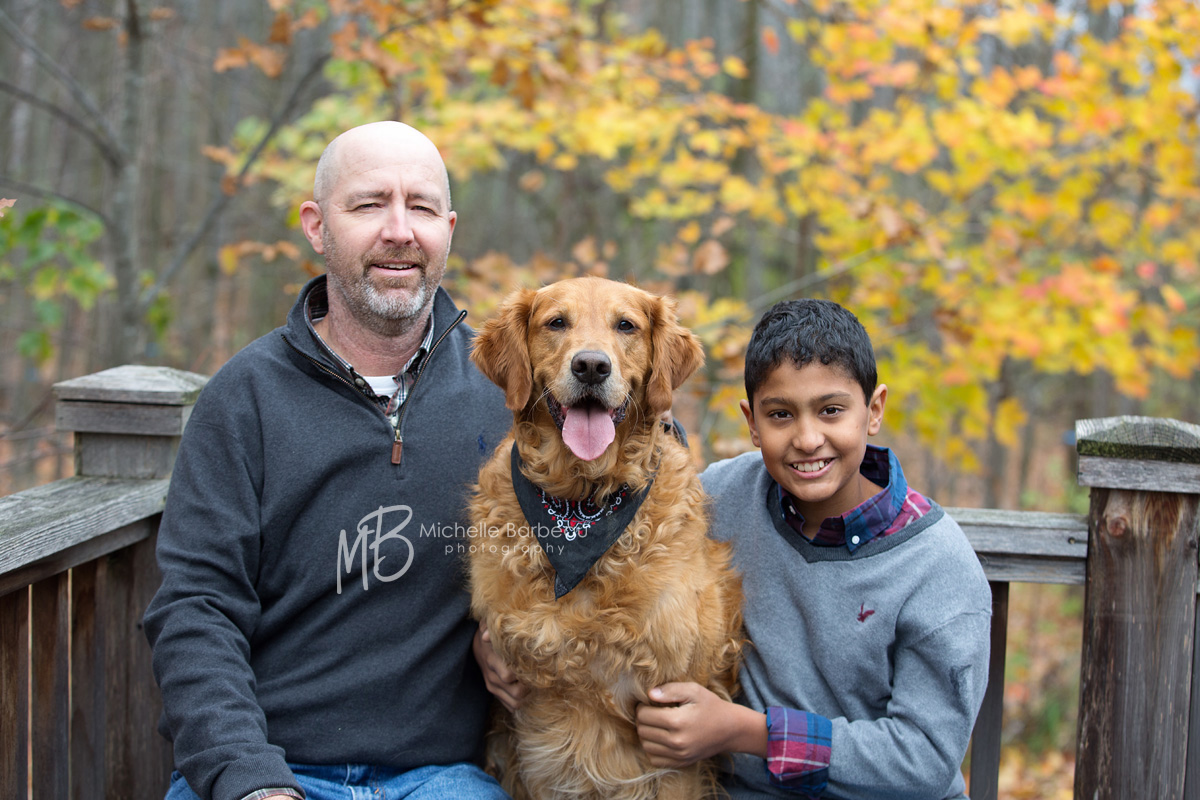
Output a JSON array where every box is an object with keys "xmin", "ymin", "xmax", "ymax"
[{"xmin": 205, "ymin": 0, "xmax": 1200, "ymax": 469}]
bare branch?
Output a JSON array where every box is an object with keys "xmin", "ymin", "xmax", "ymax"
[
  {"xmin": 0, "ymin": 174, "xmax": 110, "ymax": 224},
  {"xmin": 0, "ymin": 79, "xmax": 120, "ymax": 167},
  {"xmin": 0, "ymin": 6, "xmax": 124, "ymax": 167},
  {"xmin": 139, "ymin": 52, "xmax": 332, "ymax": 312}
]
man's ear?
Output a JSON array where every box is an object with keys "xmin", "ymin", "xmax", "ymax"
[
  {"xmin": 471, "ymin": 288, "xmax": 537, "ymax": 411},
  {"xmin": 299, "ymin": 200, "xmax": 325, "ymax": 254},
  {"xmin": 739, "ymin": 398, "xmax": 762, "ymax": 448},
  {"xmin": 867, "ymin": 383, "xmax": 887, "ymax": 436},
  {"xmin": 645, "ymin": 294, "xmax": 705, "ymax": 417}
]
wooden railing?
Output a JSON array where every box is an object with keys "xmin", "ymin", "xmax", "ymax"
[
  {"xmin": 1, "ymin": 366, "xmax": 1197, "ymax": 799},
  {"xmin": 0, "ymin": 366, "xmax": 206, "ymax": 799}
]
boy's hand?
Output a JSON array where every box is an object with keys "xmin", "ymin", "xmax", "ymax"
[
  {"xmin": 636, "ymin": 682, "xmax": 767, "ymax": 768},
  {"xmin": 472, "ymin": 621, "xmax": 528, "ymax": 712}
]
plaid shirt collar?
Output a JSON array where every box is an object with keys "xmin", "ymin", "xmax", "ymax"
[
  {"xmin": 778, "ymin": 445, "xmax": 909, "ymax": 553},
  {"xmin": 304, "ymin": 284, "xmax": 435, "ymax": 413}
]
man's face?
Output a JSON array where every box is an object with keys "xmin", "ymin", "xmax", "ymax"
[{"xmin": 302, "ymin": 127, "xmax": 457, "ymax": 337}]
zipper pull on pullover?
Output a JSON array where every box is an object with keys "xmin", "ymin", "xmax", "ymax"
[{"xmin": 390, "ymin": 309, "xmax": 469, "ymax": 468}]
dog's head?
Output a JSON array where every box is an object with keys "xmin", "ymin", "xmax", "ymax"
[{"xmin": 471, "ymin": 277, "xmax": 704, "ymax": 462}]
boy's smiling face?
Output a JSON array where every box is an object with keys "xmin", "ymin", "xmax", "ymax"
[{"xmin": 741, "ymin": 359, "xmax": 887, "ymax": 536}]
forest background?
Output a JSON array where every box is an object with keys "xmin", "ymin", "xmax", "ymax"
[{"xmin": 2, "ymin": 0, "xmax": 1198, "ymax": 795}]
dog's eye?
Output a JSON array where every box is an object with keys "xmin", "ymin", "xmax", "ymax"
[
  {"xmin": 547, "ymin": 317, "xmax": 566, "ymax": 330},
  {"xmin": 617, "ymin": 319, "xmax": 637, "ymax": 333}
]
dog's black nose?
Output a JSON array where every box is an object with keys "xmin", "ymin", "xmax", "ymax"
[{"xmin": 571, "ymin": 350, "xmax": 611, "ymax": 385}]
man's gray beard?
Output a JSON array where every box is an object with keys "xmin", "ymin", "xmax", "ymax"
[{"xmin": 323, "ymin": 235, "xmax": 437, "ymax": 337}]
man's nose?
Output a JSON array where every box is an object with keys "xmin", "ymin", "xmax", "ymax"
[{"xmin": 381, "ymin": 206, "xmax": 416, "ymax": 244}]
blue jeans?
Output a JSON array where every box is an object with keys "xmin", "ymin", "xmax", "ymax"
[{"xmin": 166, "ymin": 763, "xmax": 509, "ymax": 800}]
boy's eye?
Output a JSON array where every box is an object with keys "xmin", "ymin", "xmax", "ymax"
[
  {"xmin": 767, "ymin": 410, "xmax": 792, "ymax": 420},
  {"xmin": 819, "ymin": 406, "xmax": 843, "ymax": 417}
]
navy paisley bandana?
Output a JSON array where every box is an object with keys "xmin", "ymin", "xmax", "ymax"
[{"xmin": 509, "ymin": 443, "xmax": 653, "ymax": 598}]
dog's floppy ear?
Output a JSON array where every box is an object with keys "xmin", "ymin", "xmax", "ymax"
[
  {"xmin": 472, "ymin": 287, "xmax": 537, "ymax": 411},
  {"xmin": 645, "ymin": 294, "xmax": 705, "ymax": 416}
]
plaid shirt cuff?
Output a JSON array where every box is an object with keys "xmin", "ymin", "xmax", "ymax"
[
  {"xmin": 765, "ymin": 706, "xmax": 832, "ymax": 796},
  {"xmin": 241, "ymin": 789, "xmax": 303, "ymax": 800}
]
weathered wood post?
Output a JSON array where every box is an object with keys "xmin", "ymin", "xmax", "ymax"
[
  {"xmin": 1074, "ymin": 416, "xmax": 1200, "ymax": 799},
  {"xmin": 49, "ymin": 365, "xmax": 204, "ymax": 798}
]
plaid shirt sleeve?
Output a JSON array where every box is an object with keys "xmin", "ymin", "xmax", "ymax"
[
  {"xmin": 765, "ymin": 706, "xmax": 832, "ymax": 796},
  {"xmin": 240, "ymin": 789, "xmax": 303, "ymax": 800}
]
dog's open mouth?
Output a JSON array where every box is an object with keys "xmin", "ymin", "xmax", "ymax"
[{"xmin": 547, "ymin": 394, "xmax": 630, "ymax": 461}]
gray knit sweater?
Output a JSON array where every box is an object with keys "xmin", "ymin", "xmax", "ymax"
[{"xmin": 702, "ymin": 452, "xmax": 992, "ymax": 800}]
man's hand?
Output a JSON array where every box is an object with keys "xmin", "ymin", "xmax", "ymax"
[
  {"xmin": 636, "ymin": 682, "xmax": 767, "ymax": 768},
  {"xmin": 472, "ymin": 621, "xmax": 528, "ymax": 712}
]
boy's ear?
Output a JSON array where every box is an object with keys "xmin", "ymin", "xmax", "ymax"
[
  {"xmin": 740, "ymin": 398, "xmax": 762, "ymax": 448},
  {"xmin": 867, "ymin": 384, "xmax": 887, "ymax": 436}
]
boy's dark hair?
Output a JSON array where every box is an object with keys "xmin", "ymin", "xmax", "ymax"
[{"xmin": 744, "ymin": 299, "xmax": 877, "ymax": 405}]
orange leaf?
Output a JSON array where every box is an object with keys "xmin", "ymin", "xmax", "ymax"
[
  {"xmin": 515, "ymin": 69, "xmax": 536, "ymax": 110},
  {"xmin": 201, "ymin": 146, "xmax": 238, "ymax": 168},
  {"xmin": 693, "ymin": 240, "xmax": 730, "ymax": 275},
  {"xmin": 1162, "ymin": 285, "xmax": 1187, "ymax": 313},
  {"xmin": 82, "ymin": 16, "xmax": 119, "ymax": 31},
  {"xmin": 214, "ymin": 47, "xmax": 249, "ymax": 72},
  {"xmin": 268, "ymin": 11, "xmax": 293, "ymax": 46},
  {"xmin": 762, "ymin": 27, "xmax": 780, "ymax": 56},
  {"xmin": 148, "ymin": 8, "xmax": 175, "ymax": 21},
  {"xmin": 292, "ymin": 9, "xmax": 321, "ymax": 31}
]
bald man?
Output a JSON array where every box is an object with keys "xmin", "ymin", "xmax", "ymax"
[{"xmin": 145, "ymin": 122, "xmax": 513, "ymax": 800}]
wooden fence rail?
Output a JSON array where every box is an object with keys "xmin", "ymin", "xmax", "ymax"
[{"xmin": 1, "ymin": 366, "xmax": 1197, "ymax": 799}]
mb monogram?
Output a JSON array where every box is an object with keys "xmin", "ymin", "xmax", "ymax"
[{"xmin": 336, "ymin": 505, "xmax": 415, "ymax": 594}]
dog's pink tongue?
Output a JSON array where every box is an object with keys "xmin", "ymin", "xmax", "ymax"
[{"xmin": 562, "ymin": 404, "xmax": 616, "ymax": 461}]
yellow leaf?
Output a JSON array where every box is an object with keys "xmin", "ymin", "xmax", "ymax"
[
  {"xmin": 723, "ymin": 56, "xmax": 748, "ymax": 80},
  {"xmin": 678, "ymin": 221, "xmax": 701, "ymax": 244},
  {"xmin": 219, "ymin": 245, "xmax": 240, "ymax": 276}
]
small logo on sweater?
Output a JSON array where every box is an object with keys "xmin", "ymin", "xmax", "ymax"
[{"xmin": 857, "ymin": 603, "xmax": 875, "ymax": 623}]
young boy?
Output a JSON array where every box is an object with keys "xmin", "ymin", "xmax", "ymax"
[{"xmin": 636, "ymin": 299, "xmax": 993, "ymax": 799}]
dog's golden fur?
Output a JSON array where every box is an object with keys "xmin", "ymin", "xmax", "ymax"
[{"xmin": 468, "ymin": 277, "xmax": 743, "ymax": 800}]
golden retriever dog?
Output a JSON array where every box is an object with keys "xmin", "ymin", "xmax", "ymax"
[{"xmin": 467, "ymin": 277, "xmax": 743, "ymax": 800}]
